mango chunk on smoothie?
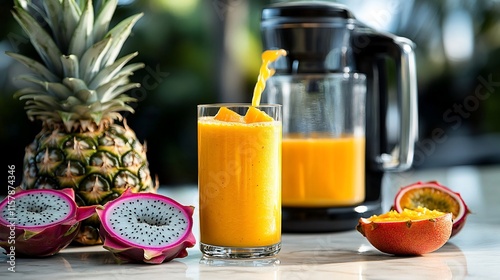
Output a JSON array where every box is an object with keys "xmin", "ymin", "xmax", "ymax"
[
  {"xmin": 244, "ymin": 106, "xmax": 273, "ymax": 123},
  {"xmin": 214, "ymin": 107, "xmax": 244, "ymax": 122}
]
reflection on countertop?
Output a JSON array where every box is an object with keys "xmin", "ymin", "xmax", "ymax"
[{"xmin": 1, "ymin": 165, "xmax": 500, "ymax": 280}]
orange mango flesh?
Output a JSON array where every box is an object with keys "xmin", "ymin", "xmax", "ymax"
[
  {"xmin": 214, "ymin": 106, "xmax": 244, "ymax": 123},
  {"xmin": 214, "ymin": 106, "xmax": 274, "ymax": 124},
  {"xmin": 244, "ymin": 106, "xmax": 274, "ymax": 123},
  {"xmin": 367, "ymin": 206, "xmax": 448, "ymax": 222}
]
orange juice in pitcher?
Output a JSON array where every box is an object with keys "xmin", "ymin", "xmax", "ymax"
[{"xmin": 282, "ymin": 135, "xmax": 365, "ymax": 207}]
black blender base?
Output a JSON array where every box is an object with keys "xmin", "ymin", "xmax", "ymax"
[{"xmin": 282, "ymin": 201, "xmax": 382, "ymax": 232}]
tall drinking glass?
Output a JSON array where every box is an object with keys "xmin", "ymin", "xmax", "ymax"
[{"xmin": 197, "ymin": 104, "xmax": 282, "ymax": 259}]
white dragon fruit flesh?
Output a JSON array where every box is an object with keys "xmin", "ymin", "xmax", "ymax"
[
  {"xmin": 0, "ymin": 188, "xmax": 96, "ymax": 257},
  {"xmin": 96, "ymin": 189, "xmax": 196, "ymax": 264}
]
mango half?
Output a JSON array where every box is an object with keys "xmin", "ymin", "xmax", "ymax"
[{"xmin": 356, "ymin": 207, "xmax": 452, "ymax": 255}]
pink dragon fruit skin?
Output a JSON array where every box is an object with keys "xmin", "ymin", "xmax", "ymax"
[
  {"xmin": 0, "ymin": 188, "xmax": 97, "ymax": 257},
  {"xmin": 96, "ymin": 189, "xmax": 196, "ymax": 264}
]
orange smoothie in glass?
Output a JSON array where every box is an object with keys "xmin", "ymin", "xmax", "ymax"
[
  {"xmin": 198, "ymin": 107, "xmax": 282, "ymax": 247},
  {"xmin": 198, "ymin": 49, "xmax": 286, "ymax": 256},
  {"xmin": 282, "ymin": 134, "xmax": 365, "ymax": 207}
]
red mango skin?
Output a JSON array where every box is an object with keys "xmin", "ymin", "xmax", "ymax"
[{"xmin": 356, "ymin": 212, "xmax": 453, "ymax": 255}]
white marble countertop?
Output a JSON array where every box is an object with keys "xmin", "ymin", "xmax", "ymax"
[{"xmin": 1, "ymin": 165, "xmax": 500, "ymax": 280}]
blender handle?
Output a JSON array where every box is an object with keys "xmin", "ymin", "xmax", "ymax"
[
  {"xmin": 354, "ymin": 32, "xmax": 418, "ymax": 172},
  {"xmin": 382, "ymin": 37, "xmax": 418, "ymax": 171}
]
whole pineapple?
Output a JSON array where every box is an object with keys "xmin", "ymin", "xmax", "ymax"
[{"xmin": 9, "ymin": 0, "xmax": 158, "ymax": 245}]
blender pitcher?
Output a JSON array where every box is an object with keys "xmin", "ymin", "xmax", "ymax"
[{"xmin": 261, "ymin": 1, "xmax": 418, "ymax": 232}]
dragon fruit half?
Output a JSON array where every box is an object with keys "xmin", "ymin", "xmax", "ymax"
[
  {"xmin": 0, "ymin": 188, "xmax": 96, "ymax": 257},
  {"xmin": 96, "ymin": 189, "xmax": 196, "ymax": 264}
]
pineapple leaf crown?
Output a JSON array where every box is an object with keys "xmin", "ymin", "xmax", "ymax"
[{"xmin": 8, "ymin": 0, "xmax": 145, "ymax": 132}]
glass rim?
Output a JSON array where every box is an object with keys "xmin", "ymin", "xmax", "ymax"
[
  {"xmin": 268, "ymin": 72, "xmax": 367, "ymax": 79},
  {"xmin": 197, "ymin": 103, "xmax": 282, "ymax": 108}
]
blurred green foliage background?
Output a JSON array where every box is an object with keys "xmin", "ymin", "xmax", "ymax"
[
  {"xmin": 2, "ymin": 0, "xmax": 500, "ymax": 191},
  {"xmin": 0, "ymin": 0, "xmax": 269, "ymax": 188}
]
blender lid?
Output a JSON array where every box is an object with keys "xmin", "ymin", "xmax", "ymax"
[
  {"xmin": 260, "ymin": 1, "xmax": 366, "ymax": 74},
  {"xmin": 261, "ymin": 1, "xmax": 356, "ymax": 23}
]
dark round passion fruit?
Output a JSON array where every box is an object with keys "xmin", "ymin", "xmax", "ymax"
[{"xmin": 394, "ymin": 181, "xmax": 470, "ymax": 237}]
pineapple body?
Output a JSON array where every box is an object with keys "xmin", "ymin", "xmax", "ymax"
[{"xmin": 22, "ymin": 122, "xmax": 156, "ymax": 244}]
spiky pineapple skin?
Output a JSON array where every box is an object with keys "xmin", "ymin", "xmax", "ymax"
[{"xmin": 21, "ymin": 121, "xmax": 157, "ymax": 245}]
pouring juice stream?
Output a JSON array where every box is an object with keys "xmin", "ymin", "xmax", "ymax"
[{"xmin": 252, "ymin": 49, "xmax": 287, "ymax": 107}]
